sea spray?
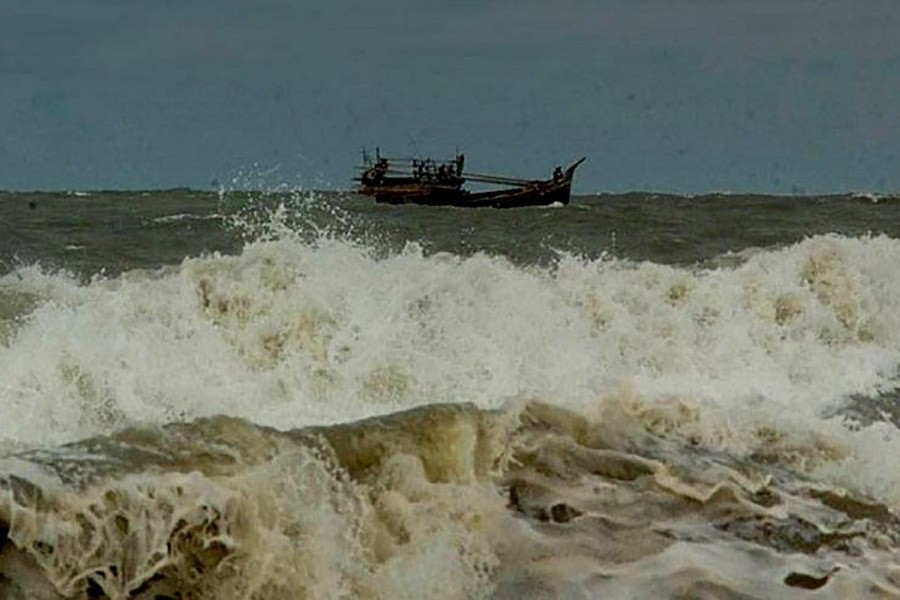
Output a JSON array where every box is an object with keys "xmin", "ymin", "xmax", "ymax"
[{"xmin": 1, "ymin": 235, "xmax": 900, "ymax": 489}]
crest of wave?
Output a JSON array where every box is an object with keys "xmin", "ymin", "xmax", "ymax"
[{"xmin": 0, "ymin": 408, "xmax": 511, "ymax": 599}]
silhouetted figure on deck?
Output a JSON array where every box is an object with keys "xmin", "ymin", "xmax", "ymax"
[
  {"xmin": 553, "ymin": 166, "xmax": 563, "ymax": 182},
  {"xmin": 456, "ymin": 154, "xmax": 465, "ymax": 176}
]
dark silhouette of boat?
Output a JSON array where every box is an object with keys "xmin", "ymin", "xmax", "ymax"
[{"xmin": 355, "ymin": 150, "xmax": 585, "ymax": 208}]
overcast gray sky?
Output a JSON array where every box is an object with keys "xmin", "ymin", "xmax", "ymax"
[{"xmin": 2, "ymin": 0, "xmax": 899, "ymax": 193}]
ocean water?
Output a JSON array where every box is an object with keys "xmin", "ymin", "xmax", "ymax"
[{"xmin": 1, "ymin": 189, "xmax": 900, "ymax": 598}]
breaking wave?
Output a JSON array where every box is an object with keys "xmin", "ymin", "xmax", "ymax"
[{"xmin": 2, "ymin": 223, "xmax": 900, "ymax": 597}]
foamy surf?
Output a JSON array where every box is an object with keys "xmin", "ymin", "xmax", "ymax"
[
  {"xmin": 1, "ymin": 401, "xmax": 899, "ymax": 598},
  {"xmin": 150, "ymin": 213, "xmax": 224, "ymax": 225},
  {"xmin": 2, "ymin": 224, "xmax": 900, "ymax": 597}
]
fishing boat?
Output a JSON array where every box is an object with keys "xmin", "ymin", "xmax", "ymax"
[{"xmin": 355, "ymin": 150, "xmax": 585, "ymax": 208}]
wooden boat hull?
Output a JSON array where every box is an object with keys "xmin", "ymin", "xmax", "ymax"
[{"xmin": 458, "ymin": 180, "xmax": 573, "ymax": 208}]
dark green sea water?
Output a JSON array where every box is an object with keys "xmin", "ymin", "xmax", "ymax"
[{"xmin": 3, "ymin": 190, "xmax": 898, "ymax": 278}]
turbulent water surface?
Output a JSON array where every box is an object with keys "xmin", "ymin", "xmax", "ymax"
[{"xmin": 2, "ymin": 189, "xmax": 900, "ymax": 598}]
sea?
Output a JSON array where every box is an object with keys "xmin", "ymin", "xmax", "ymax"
[{"xmin": 1, "ymin": 188, "xmax": 900, "ymax": 599}]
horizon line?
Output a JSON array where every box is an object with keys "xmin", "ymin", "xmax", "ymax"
[{"xmin": 1, "ymin": 187, "xmax": 899, "ymax": 199}]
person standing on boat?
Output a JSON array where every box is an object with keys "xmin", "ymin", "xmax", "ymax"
[{"xmin": 553, "ymin": 166, "xmax": 563, "ymax": 182}]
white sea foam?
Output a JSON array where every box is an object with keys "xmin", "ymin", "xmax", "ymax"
[
  {"xmin": 151, "ymin": 213, "xmax": 224, "ymax": 224},
  {"xmin": 850, "ymin": 192, "xmax": 900, "ymax": 203},
  {"xmin": 1, "ymin": 233, "xmax": 900, "ymax": 501}
]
